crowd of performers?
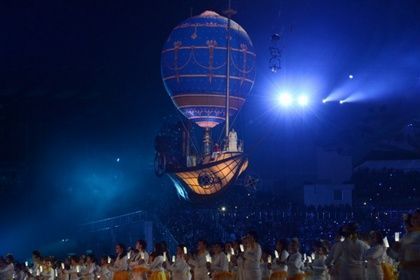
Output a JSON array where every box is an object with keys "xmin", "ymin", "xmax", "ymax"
[{"xmin": 1, "ymin": 209, "xmax": 419, "ymax": 280}]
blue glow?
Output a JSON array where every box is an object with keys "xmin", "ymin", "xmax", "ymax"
[
  {"xmin": 169, "ymin": 176, "xmax": 189, "ymax": 200},
  {"xmin": 297, "ymin": 95, "xmax": 309, "ymax": 106},
  {"xmin": 341, "ymin": 92, "xmax": 364, "ymax": 103},
  {"xmin": 324, "ymin": 88, "xmax": 350, "ymax": 103},
  {"xmin": 278, "ymin": 93, "xmax": 293, "ymax": 107}
]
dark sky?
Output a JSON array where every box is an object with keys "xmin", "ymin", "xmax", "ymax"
[{"xmin": 1, "ymin": 0, "xmax": 420, "ymax": 257}]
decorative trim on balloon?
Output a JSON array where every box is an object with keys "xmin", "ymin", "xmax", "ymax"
[
  {"xmin": 180, "ymin": 106, "xmax": 241, "ymax": 128},
  {"xmin": 189, "ymin": 116, "xmax": 227, "ymax": 120},
  {"xmin": 172, "ymin": 94, "xmax": 245, "ymax": 109},
  {"xmin": 191, "ymin": 26, "xmax": 198, "ymax": 39},
  {"xmin": 162, "ymin": 74, "xmax": 254, "ymax": 84},
  {"xmin": 162, "ymin": 44, "xmax": 255, "ymax": 77},
  {"xmin": 174, "ymin": 22, "xmax": 247, "ymax": 36},
  {"xmin": 207, "ymin": 40, "xmax": 217, "ymax": 82},
  {"xmin": 183, "ymin": 107, "xmax": 238, "ymax": 116},
  {"xmin": 179, "ymin": 104, "xmax": 241, "ymax": 109},
  {"xmin": 162, "ymin": 46, "xmax": 256, "ymax": 57}
]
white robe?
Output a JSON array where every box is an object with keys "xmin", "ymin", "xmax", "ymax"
[
  {"xmin": 0, "ymin": 263, "xmax": 15, "ymax": 280},
  {"xmin": 148, "ymin": 256, "xmax": 165, "ymax": 272},
  {"xmin": 364, "ymin": 244, "xmax": 385, "ymax": 280},
  {"xmin": 286, "ymin": 252, "xmax": 304, "ymax": 277},
  {"xmin": 129, "ymin": 251, "xmax": 149, "ymax": 266},
  {"xmin": 129, "ymin": 251, "xmax": 149, "ymax": 280},
  {"xmin": 33, "ymin": 261, "xmax": 43, "ymax": 278},
  {"xmin": 211, "ymin": 252, "xmax": 229, "ymax": 273},
  {"xmin": 168, "ymin": 257, "xmax": 191, "ymax": 280},
  {"xmin": 311, "ymin": 255, "xmax": 328, "ymax": 280},
  {"xmin": 237, "ymin": 255, "xmax": 244, "ymax": 280},
  {"xmin": 188, "ymin": 251, "xmax": 209, "ymax": 280},
  {"xmin": 325, "ymin": 241, "xmax": 343, "ymax": 280},
  {"xmin": 15, "ymin": 270, "xmax": 27, "ymax": 280},
  {"xmin": 336, "ymin": 239, "xmax": 369, "ymax": 280},
  {"xmin": 260, "ymin": 262, "xmax": 270, "ymax": 280},
  {"xmin": 228, "ymin": 130, "xmax": 238, "ymax": 152},
  {"xmin": 57, "ymin": 269, "xmax": 68, "ymax": 280},
  {"xmin": 111, "ymin": 255, "xmax": 128, "ymax": 272},
  {"xmin": 399, "ymin": 231, "xmax": 420, "ymax": 280},
  {"xmin": 231, "ymin": 256, "xmax": 243, "ymax": 280},
  {"xmin": 97, "ymin": 266, "xmax": 112, "ymax": 280},
  {"xmin": 40, "ymin": 267, "xmax": 55, "ymax": 280},
  {"xmin": 242, "ymin": 244, "xmax": 262, "ymax": 280},
  {"xmin": 80, "ymin": 263, "xmax": 97, "ymax": 280},
  {"xmin": 65, "ymin": 265, "xmax": 80, "ymax": 280},
  {"xmin": 271, "ymin": 250, "xmax": 289, "ymax": 273}
]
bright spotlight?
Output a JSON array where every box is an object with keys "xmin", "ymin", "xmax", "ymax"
[
  {"xmin": 339, "ymin": 100, "xmax": 345, "ymax": 104},
  {"xmin": 278, "ymin": 93, "xmax": 293, "ymax": 107},
  {"xmin": 220, "ymin": 206, "xmax": 227, "ymax": 212},
  {"xmin": 322, "ymin": 99, "xmax": 328, "ymax": 104},
  {"xmin": 297, "ymin": 95, "xmax": 309, "ymax": 106},
  {"xmin": 348, "ymin": 74, "xmax": 354, "ymax": 79}
]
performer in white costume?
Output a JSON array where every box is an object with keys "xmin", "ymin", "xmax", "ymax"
[
  {"xmin": 98, "ymin": 257, "xmax": 113, "ymax": 280},
  {"xmin": 188, "ymin": 240, "xmax": 210, "ymax": 280},
  {"xmin": 228, "ymin": 129, "xmax": 238, "ymax": 152},
  {"xmin": 364, "ymin": 231, "xmax": 386, "ymax": 280},
  {"xmin": 33, "ymin": 251, "xmax": 42, "ymax": 273},
  {"xmin": 40, "ymin": 258, "xmax": 55, "ymax": 280},
  {"xmin": 270, "ymin": 240, "xmax": 288, "ymax": 280},
  {"xmin": 167, "ymin": 245, "xmax": 191, "ymax": 280},
  {"xmin": 335, "ymin": 223, "xmax": 369, "ymax": 280},
  {"xmin": 80, "ymin": 254, "xmax": 97, "ymax": 280},
  {"xmin": 398, "ymin": 209, "xmax": 420, "ymax": 280},
  {"xmin": 110, "ymin": 244, "xmax": 128, "ymax": 280},
  {"xmin": 147, "ymin": 243, "xmax": 167, "ymax": 280},
  {"xmin": 0, "ymin": 255, "xmax": 15, "ymax": 280},
  {"xmin": 286, "ymin": 239, "xmax": 304, "ymax": 280},
  {"xmin": 242, "ymin": 231, "xmax": 262, "ymax": 280},
  {"xmin": 260, "ymin": 251, "xmax": 271, "ymax": 280},
  {"xmin": 310, "ymin": 244, "xmax": 328, "ymax": 280},
  {"xmin": 129, "ymin": 240, "xmax": 149, "ymax": 280},
  {"xmin": 210, "ymin": 242, "xmax": 230, "ymax": 280},
  {"xmin": 229, "ymin": 241, "xmax": 243, "ymax": 280},
  {"xmin": 65, "ymin": 256, "xmax": 81, "ymax": 280},
  {"xmin": 28, "ymin": 251, "xmax": 43, "ymax": 280},
  {"xmin": 14, "ymin": 263, "xmax": 27, "ymax": 280},
  {"xmin": 325, "ymin": 231, "xmax": 344, "ymax": 280}
]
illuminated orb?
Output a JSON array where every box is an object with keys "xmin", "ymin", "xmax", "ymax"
[
  {"xmin": 278, "ymin": 93, "xmax": 293, "ymax": 107},
  {"xmin": 297, "ymin": 95, "xmax": 309, "ymax": 106}
]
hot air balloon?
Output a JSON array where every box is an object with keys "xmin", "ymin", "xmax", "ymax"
[{"xmin": 155, "ymin": 9, "xmax": 256, "ymax": 198}]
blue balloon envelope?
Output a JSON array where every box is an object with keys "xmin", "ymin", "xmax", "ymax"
[{"xmin": 161, "ymin": 11, "xmax": 256, "ymax": 128}]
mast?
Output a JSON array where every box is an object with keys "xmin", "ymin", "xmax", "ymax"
[{"xmin": 224, "ymin": 0, "xmax": 236, "ymax": 138}]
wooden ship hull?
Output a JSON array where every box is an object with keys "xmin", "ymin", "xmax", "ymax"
[{"xmin": 169, "ymin": 152, "xmax": 248, "ymax": 196}]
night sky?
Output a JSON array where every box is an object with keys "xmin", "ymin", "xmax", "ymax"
[{"xmin": 1, "ymin": 0, "xmax": 420, "ymax": 257}]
